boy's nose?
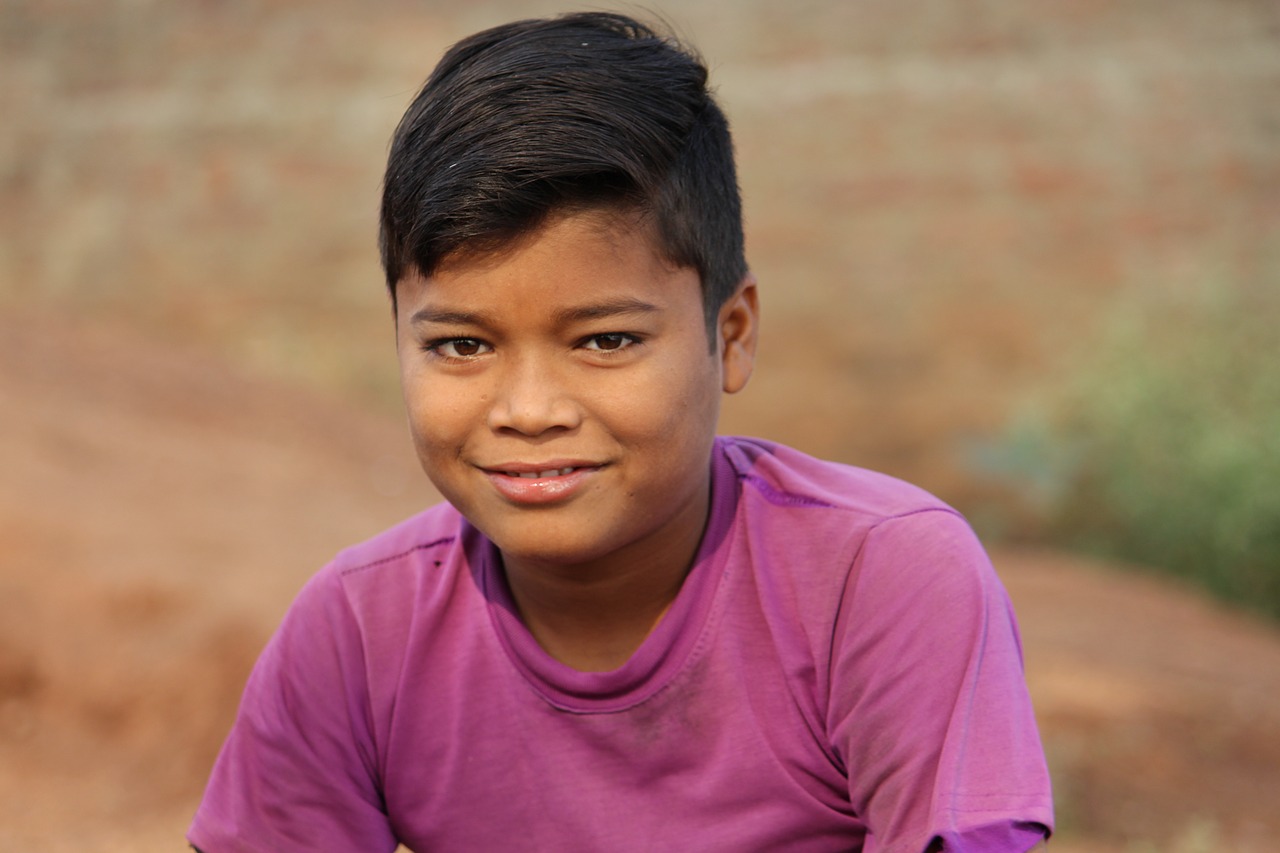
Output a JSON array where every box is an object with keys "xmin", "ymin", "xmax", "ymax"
[{"xmin": 486, "ymin": 357, "xmax": 582, "ymax": 436}]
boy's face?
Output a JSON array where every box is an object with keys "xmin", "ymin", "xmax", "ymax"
[{"xmin": 395, "ymin": 210, "xmax": 756, "ymax": 577}]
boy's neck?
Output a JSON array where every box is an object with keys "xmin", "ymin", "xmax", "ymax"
[
  {"xmin": 504, "ymin": 563, "xmax": 685, "ymax": 672},
  {"xmin": 499, "ymin": 485, "xmax": 711, "ymax": 673}
]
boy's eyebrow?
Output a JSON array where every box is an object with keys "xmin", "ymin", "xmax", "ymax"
[
  {"xmin": 408, "ymin": 307, "xmax": 489, "ymax": 327},
  {"xmin": 409, "ymin": 298, "xmax": 661, "ymax": 328},
  {"xmin": 552, "ymin": 298, "xmax": 661, "ymax": 324}
]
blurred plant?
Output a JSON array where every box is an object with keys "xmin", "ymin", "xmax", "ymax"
[{"xmin": 985, "ymin": 283, "xmax": 1280, "ymax": 620}]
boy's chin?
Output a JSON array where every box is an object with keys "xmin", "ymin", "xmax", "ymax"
[{"xmin": 490, "ymin": 537, "xmax": 615, "ymax": 574}]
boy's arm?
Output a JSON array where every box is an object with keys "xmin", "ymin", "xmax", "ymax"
[
  {"xmin": 187, "ymin": 568, "xmax": 398, "ymax": 853},
  {"xmin": 830, "ymin": 510, "xmax": 1054, "ymax": 852}
]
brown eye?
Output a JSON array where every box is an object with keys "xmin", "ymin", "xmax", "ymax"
[
  {"xmin": 584, "ymin": 334, "xmax": 635, "ymax": 352},
  {"xmin": 430, "ymin": 338, "xmax": 491, "ymax": 359}
]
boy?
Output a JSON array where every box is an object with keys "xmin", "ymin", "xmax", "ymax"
[{"xmin": 190, "ymin": 12, "xmax": 1053, "ymax": 852}]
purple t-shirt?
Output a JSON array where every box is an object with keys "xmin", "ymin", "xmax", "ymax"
[{"xmin": 190, "ymin": 436, "xmax": 1053, "ymax": 852}]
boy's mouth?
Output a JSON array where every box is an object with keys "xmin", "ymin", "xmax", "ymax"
[
  {"xmin": 502, "ymin": 467, "xmax": 578, "ymax": 479},
  {"xmin": 483, "ymin": 460, "xmax": 600, "ymax": 477},
  {"xmin": 480, "ymin": 462, "xmax": 602, "ymax": 504}
]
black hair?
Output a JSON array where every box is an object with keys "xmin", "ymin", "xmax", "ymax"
[{"xmin": 379, "ymin": 12, "xmax": 746, "ymax": 333}]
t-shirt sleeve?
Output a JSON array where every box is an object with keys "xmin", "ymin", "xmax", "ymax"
[
  {"xmin": 187, "ymin": 567, "xmax": 398, "ymax": 853},
  {"xmin": 828, "ymin": 509, "xmax": 1053, "ymax": 853}
]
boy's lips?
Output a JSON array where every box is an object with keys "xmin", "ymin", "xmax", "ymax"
[
  {"xmin": 496, "ymin": 465, "xmax": 579, "ymax": 479},
  {"xmin": 479, "ymin": 461, "xmax": 603, "ymax": 504}
]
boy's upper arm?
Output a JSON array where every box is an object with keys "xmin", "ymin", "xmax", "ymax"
[
  {"xmin": 828, "ymin": 510, "xmax": 1054, "ymax": 852},
  {"xmin": 187, "ymin": 569, "xmax": 398, "ymax": 853}
]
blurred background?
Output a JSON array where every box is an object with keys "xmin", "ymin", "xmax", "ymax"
[{"xmin": 2, "ymin": 0, "xmax": 1278, "ymax": 849}]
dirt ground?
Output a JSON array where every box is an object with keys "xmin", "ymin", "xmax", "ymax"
[
  {"xmin": 2, "ymin": 307, "xmax": 1279, "ymax": 852},
  {"xmin": 3, "ymin": 1, "xmax": 1279, "ymax": 850}
]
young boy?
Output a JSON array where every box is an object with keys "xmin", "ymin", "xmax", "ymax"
[{"xmin": 189, "ymin": 12, "xmax": 1053, "ymax": 852}]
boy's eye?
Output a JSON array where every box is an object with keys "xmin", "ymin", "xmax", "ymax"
[
  {"xmin": 582, "ymin": 333, "xmax": 637, "ymax": 352},
  {"xmin": 429, "ymin": 338, "xmax": 491, "ymax": 359}
]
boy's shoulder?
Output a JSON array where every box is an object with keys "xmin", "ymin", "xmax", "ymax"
[
  {"xmin": 288, "ymin": 501, "xmax": 474, "ymax": 642},
  {"xmin": 718, "ymin": 435, "xmax": 955, "ymax": 523},
  {"xmin": 326, "ymin": 499, "xmax": 468, "ymax": 581}
]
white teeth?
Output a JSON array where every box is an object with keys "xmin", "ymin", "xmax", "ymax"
[{"xmin": 506, "ymin": 467, "xmax": 575, "ymax": 478}]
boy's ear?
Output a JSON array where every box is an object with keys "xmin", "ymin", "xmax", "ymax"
[{"xmin": 718, "ymin": 275, "xmax": 759, "ymax": 394}]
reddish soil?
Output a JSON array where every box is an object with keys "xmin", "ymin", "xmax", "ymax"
[
  {"xmin": 2, "ymin": 308, "xmax": 1278, "ymax": 852},
  {"xmin": 3, "ymin": 3, "xmax": 1278, "ymax": 849}
]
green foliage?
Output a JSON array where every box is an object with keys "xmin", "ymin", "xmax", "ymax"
[{"xmin": 999, "ymin": 287, "xmax": 1280, "ymax": 619}]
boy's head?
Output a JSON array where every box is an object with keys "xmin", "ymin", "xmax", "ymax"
[{"xmin": 379, "ymin": 12, "xmax": 747, "ymax": 334}]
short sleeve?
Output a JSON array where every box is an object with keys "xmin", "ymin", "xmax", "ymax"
[
  {"xmin": 187, "ymin": 568, "xmax": 398, "ymax": 853},
  {"xmin": 828, "ymin": 510, "xmax": 1053, "ymax": 853}
]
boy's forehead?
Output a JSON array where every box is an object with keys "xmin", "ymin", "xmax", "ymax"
[{"xmin": 394, "ymin": 209, "xmax": 707, "ymax": 323}]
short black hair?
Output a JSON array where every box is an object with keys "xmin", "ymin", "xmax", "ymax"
[{"xmin": 379, "ymin": 12, "xmax": 747, "ymax": 332}]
